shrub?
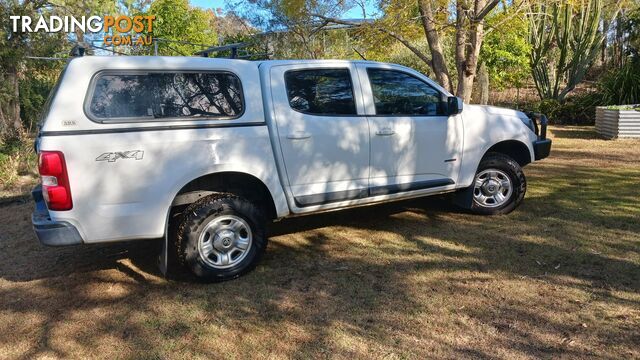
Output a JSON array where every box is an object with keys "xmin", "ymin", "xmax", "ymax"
[
  {"xmin": 521, "ymin": 94, "xmax": 598, "ymax": 125},
  {"xmin": 19, "ymin": 71, "xmax": 60, "ymax": 133},
  {"xmin": 521, "ymin": 59, "xmax": 640, "ymax": 125},
  {"xmin": 596, "ymin": 59, "xmax": 640, "ymax": 105},
  {"xmin": 0, "ymin": 138, "xmax": 38, "ymax": 192}
]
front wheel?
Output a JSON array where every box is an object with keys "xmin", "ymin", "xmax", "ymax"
[
  {"xmin": 470, "ymin": 153, "xmax": 526, "ymax": 215},
  {"xmin": 176, "ymin": 193, "xmax": 267, "ymax": 282}
]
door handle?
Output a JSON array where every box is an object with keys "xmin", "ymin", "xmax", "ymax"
[
  {"xmin": 287, "ymin": 131, "xmax": 311, "ymax": 140},
  {"xmin": 375, "ymin": 128, "xmax": 395, "ymax": 136}
]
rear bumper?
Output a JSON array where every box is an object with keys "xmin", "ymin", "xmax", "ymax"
[{"xmin": 32, "ymin": 185, "xmax": 83, "ymax": 246}]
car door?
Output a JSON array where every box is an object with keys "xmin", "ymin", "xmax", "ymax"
[
  {"xmin": 270, "ymin": 64, "xmax": 370, "ymax": 208},
  {"xmin": 356, "ymin": 65, "xmax": 462, "ymax": 196}
]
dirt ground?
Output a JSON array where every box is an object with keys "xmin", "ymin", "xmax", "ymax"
[{"xmin": 0, "ymin": 126, "xmax": 638, "ymax": 359}]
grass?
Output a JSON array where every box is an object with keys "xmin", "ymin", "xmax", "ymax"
[
  {"xmin": 0, "ymin": 126, "xmax": 638, "ymax": 359},
  {"xmin": 0, "ymin": 138, "xmax": 38, "ymax": 200}
]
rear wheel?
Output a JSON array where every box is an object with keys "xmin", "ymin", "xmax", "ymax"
[
  {"xmin": 176, "ymin": 193, "xmax": 267, "ymax": 282},
  {"xmin": 470, "ymin": 153, "xmax": 526, "ymax": 215}
]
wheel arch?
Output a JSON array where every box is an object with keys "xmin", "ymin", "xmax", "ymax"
[
  {"xmin": 171, "ymin": 171, "xmax": 279, "ymax": 221},
  {"xmin": 454, "ymin": 139, "xmax": 532, "ymax": 210},
  {"xmin": 484, "ymin": 140, "xmax": 533, "ymax": 167}
]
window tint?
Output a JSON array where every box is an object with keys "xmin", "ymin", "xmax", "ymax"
[
  {"xmin": 88, "ymin": 72, "xmax": 243, "ymax": 120},
  {"xmin": 285, "ymin": 69, "xmax": 357, "ymax": 115},
  {"xmin": 90, "ymin": 74, "xmax": 154, "ymax": 118},
  {"xmin": 367, "ymin": 69, "xmax": 443, "ymax": 116}
]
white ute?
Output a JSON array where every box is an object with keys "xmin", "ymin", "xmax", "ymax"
[{"xmin": 33, "ymin": 56, "xmax": 551, "ymax": 281}]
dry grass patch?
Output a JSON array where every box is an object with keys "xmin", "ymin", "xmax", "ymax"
[
  {"xmin": 0, "ymin": 138, "xmax": 38, "ymax": 200},
  {"xmin": 0, "ymin": 126, "xmax": 638, "ymax": 359}
]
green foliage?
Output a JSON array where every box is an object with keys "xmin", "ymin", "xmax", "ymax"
[
  {"xmin": 231, "ymin": 0, "xmax": 357, "ymax": 59},
  {"xmin": 382, "ymin": 41, "xmax": 433, "ymax": 76},
  {"xmin": 524, "ymin": 95, "xmax": 597, "ymax": 125},
  {"xmin": 0, "ymin": 0, "xmax": 67, "ymax": 140},
  {"xmin": 625, "ymin": 8, "xmax": 640, "ymax": 53},
  {"xmin": 0, "ymin": 137, "xmax": 37, "ymax": 189},
  {"xmin": 144, "ymin": 0, "xmax": 216, "ymax": 55},
  {"xmin": 527, "ymin": 0, "xmax": 607, "ymax": 101},
  {"xmin": 0, "ymin": 0, "xmax": 36, "ymax": 67},
  {"xmin": 524, "ymin": 59, "xmax": 640, "ymax": 125},
  {"xmin": 19, "ymin": 62, "xmax": 65, "ymax": 132},
  {"xmin": 19, "ymin": 75, "xmax": 49, "ymax": 132},
  {"xmin": 481, "ymin": 12, "xmax": 530, "ymax": 90},
  {"xmin": 595, "ymin": 59, "xmax": 640, "ymax": 105}
]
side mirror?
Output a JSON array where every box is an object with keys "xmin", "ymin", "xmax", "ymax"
[{"xmin": 447, "ymin": 96, "xmax": 463, "ymax": 116}]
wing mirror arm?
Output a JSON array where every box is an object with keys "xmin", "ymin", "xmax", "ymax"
[{"xmin": 447, "ymin": 96, "xmax": 464, "ymax": 116}]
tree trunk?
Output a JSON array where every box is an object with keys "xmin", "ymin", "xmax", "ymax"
[
  {"xmin": 456, "ymin": 2, "xmax": 486, "ymax": 103},
  {"xmin": 0, "ymin": 68, "xmax": 23, "ymax": 141},
  {"xmin": 478, "ymin": 61, "xmax": 489, "ymax": 105},
  {"xmin": 454, "ymin": 1, "xmax": 468, "ymax": 99},
  {"xmin": 616, "ymin": 15, "xmax": 623, "ymax": 67},
  {"xmin": 0, "ymin": 96, "xmax": 7, "ymax": 140},
  {"xmin": 313, "ymin": 0, "xmax": 500, "ymax": 101},
  {"xmin": 417, "ymin": 0, "xmax": 453, "ymax": 92},
  {"xmin": 601, "ymin": 18, "xmax": 609, "ymax": 65},
  {"xmin": 9, "ymin": 69, "xmax": 23, "ymax": 139}
]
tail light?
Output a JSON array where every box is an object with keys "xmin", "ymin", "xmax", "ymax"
[{"xmin": 38, "ymin": 151, "xmax": 73, "ymax": 210}]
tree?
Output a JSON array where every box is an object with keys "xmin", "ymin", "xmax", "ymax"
[
  {"xmin": 232, "ymin": 0, "xmax": 355, "ymax": 59},
  {"xmin": 144, "ymin": 0, "xmax": 216, "ymax": 55},
  {"xmin": 0, "ymin": 0, "xmax": 119, "ymax": 141},
  {"xmin": 626, "ymin": 8, "xmax": 640, "ymax": 55},
  {"xmin": 0, "ymin": 0, "xmax": 67, "ymax": 140},
  {"xmin": 309, "ymin": 0, "xmax": 516, "ymax": 102},
  {"xmin": 49, "ymin": 0, "xmax": 117, "ymax": 52},
  {"xmin": 526, "ymin": 0, "xmax": 622, "ymax": 101},
  {"xmin": 480, "ymin": 8, "xmax": 530, "ymax": 102}
]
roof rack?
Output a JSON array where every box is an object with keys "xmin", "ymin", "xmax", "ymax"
[{"xmin": 195, "ymin": 42, "xmax": 249, "ymax": 58}]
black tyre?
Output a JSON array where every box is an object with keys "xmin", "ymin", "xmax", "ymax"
[
  {"xmin": 176, "ymin": 193, "xmax": 267, "ymax": 282},
  {"xmin": 469, "ymin": 153, "xmax": 526, "ymax": 215}
]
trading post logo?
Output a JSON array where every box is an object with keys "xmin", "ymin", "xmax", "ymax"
[{"xmin": 9, "ymin": 15, "xmax": 157, "ymax": 46}]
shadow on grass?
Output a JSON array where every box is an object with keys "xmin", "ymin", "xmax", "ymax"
[
  {"xmin": 548, "ymin": 149, "xmax": 640, "ymax": 167},
  {"xmin": 0, "ymin": 160, "xmax": 638, "ymax": 358},
  {"xmin": 0, "ymin": 193, "xmax": 31, "ymax": 206}
]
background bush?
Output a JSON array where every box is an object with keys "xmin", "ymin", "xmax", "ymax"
[
  {"xmin": 520, "ymin": 59, "xmax": 640, "ymax": 126},
  {"xmin": 19, "ymin": 73, "xmax": 56, "ymax": 132},
  {"xmin": 0, "ymin": 137, "xmax": 37, "ymax": 191},
  {"xmin": 595, "ymin": 59, "xmax": 640, "ymax": 106}
]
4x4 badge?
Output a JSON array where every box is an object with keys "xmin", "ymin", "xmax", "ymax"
[{"xmin": 96, "ymin": 150, "xmax": 144, "ymax": 162}]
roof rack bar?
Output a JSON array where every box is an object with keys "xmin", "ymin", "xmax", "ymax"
[{"xmin": 195, "ymin": 42, "xmax": 249, "ymax": 58}]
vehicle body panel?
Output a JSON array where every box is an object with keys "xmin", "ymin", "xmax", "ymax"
[
  {"xmin": 39, "ymin": 57, "xmax": 287, "ymax": 243},
  {"xmin": 355, "ymin": 63, "xmax": 462, "ymax": 194},
  {"xmin": 268, "ymin": 62, "xmax": 370, "ymax": 207},
  {"xmin": 457, "ymin": 104, "xmax": 537, "ymax": 187},
  {"xmin": 34, "ymin": 56, "xmax": 546, "ymax": 245}
]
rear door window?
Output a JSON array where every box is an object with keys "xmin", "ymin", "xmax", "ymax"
[
  {"xmin": 284, "ymin": 69, "xmax": 357, "ymax": 115},
  {"xmin": 87, "ymin": 71, "xmax": 244, "ymax": 121}
]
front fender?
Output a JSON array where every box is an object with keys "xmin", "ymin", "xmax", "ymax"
[{"xmin": 458, "ymin": 105, "xmax": 537, "ymax": 188}]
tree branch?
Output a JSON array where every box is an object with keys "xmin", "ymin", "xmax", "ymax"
[
  {"xmin": 472, "ymin": 0, "xmax": 500, "ymax": 22},
  {"xmin": 485, "ymin": 0, "xmax": 527, "ymax": 35},
  {"xmin": 310, "ymin": 13, "xmax": 433, "ymax": 66}
]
